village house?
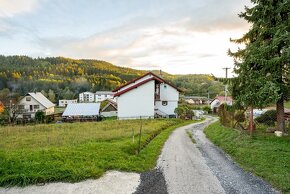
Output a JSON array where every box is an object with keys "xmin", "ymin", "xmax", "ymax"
[
  {"xmin": 113, "ymin": 72, "xmax": 181, "ymax": 119},
  {"xmin": 210, "ymin": 96, "xmax": 233, "ymax": 113},
  {"xmin": 95, "ymin": 91, "xmax": 115, "ymax": 102},
  {"xmin": 100, "ymin": 99, "xmax": 117, "ymax": 117},
  {"xmin": 79, "ymin": 92, "xmax": 95, "ymax": 103},
  {"xmin": 184, "ymin": 96, "xmax": 209, "ymax": 105},
  {"xmin": 58, "ymin": 99, "xmax": 78, "ymax": 107},
  {"xmin": 16, "ymin": 92, "xmax": 55, "ymax": 119},
  {"xmin": 79, "ymin": 91, "xmax": 115, "ymax": 103}
]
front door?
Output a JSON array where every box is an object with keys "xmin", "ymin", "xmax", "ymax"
[{"xmin": 30, "ymin": 105, "xmax": 33, "ymax": 111}]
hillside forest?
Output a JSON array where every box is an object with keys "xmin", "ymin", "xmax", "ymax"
[{"xmin": 0, "ymin": 55, "xmax": 224, "ymax": 104}]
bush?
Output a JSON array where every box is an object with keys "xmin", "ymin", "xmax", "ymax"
[
  {"xmin": 202, "ymin": 106, "xmax": 211, "ymax": 114},
  {"xmin": 255, "ymin": 110, "xmax": 276, "ymax": 126},
  {"xmin": 35, "ymin": 111, "xmax": 45, "ymax": 123}
]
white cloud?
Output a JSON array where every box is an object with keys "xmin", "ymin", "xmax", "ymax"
[{"xmin": 0, "ymin": 0, "xmax": 40, "ymax": 18}]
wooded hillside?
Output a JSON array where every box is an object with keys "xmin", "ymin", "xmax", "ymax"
[{"xmin": 0, "ymin": 55, "xmax": 224, "ymax": 103}]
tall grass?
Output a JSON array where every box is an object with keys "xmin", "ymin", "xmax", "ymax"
[{"xmin": 0, "ymin": 119, "xmax": 194, "ymax": 187}]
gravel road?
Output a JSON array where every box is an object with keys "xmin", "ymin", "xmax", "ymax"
[{"xmin": 143, "ymin": 117, "xmax": 280, "ymax": 194}]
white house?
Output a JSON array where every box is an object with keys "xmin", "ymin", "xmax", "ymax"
[
  {"xmin": 79, "ymin": 92, "xmax": 95, "ymax": 103},
  {"xmin": 210, "ymin": 96, "xmax": 233, "ymax": 113},
  {"xmin": 95, "ymin": 91, "xmax": 115, "ymax": 102},
  {"xmin": 16, "ymin": 92, "xmax": 55, "ymax": 119},
  {"xmin": 113, "ymin": 72, "xmax": 181, "ymax": 119},
  {"xmin": 58, "ymin": 99, "xmax": 78, "ymax": 107}
]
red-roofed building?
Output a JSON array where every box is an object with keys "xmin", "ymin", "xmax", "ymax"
[
  {"xmin": 113, "ymin": 72, "xmax": 181, "ymax": 119},
  {"xmin": 210, "ymin": 96, "xmax": 233, "ymax": 113}
]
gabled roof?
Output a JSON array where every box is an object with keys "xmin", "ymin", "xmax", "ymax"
[
  {"xmin": 113, "ymin": 72, "xmax": 181, "ymax": 92},
  {"xmin": 210, "ymin": 96, "xmax": 233, "ymax": 104},
  {"xmin": 113, "ymin": 72, "xmax": 182, "ymax": 97},
  {"xmin": 101, "ymin": 99, "xmax": 117, "ymax": 112},
  {"xmin": 27, "ymin": 92, "xmax": 55, "ymax": 108},
  {"xmin": 62, "ymin": 103, "xmax": 100, "ymax": 116}
]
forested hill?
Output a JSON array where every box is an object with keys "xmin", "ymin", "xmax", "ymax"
[{"xmin": 0, "ymin": 55, "xmax": 224, "ymax": 102}]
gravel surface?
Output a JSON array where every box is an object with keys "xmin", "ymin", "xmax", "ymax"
[
  {"xmin": 0, "ymin": 171, "xmax": 140, "ymax": 194},
  {"xmin": 190, "ymin": 117, "xmax": 280, "ymax": 194},
  {"xmin": 151, "ymin": 117, "xmax": 280, "ymax": 194},
  {"xmin": 134, "ymin": 168, "xmax": 167, "ymax": 194}
]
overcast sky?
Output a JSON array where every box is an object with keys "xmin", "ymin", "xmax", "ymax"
[{"xmin": 0, "ymin": 0, "xmax": 251, "ymax": 77}]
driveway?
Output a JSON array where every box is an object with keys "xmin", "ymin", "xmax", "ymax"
[{"xmin": 136, "ymin": 117, "xmax": 280, "ymax": 194}]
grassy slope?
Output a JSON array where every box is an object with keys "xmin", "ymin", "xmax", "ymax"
[
  {"xmin": 0, "ymin": 119, "xmax": 197, "ymax": 187},
  {"xmin": 204, "ymin": 122, "xmax": 290, "ymax": 193}
]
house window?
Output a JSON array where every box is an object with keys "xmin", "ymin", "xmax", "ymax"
[
  {"xmin": 34, "ymin": 105, "xmax": 40, "ymax": 109},
  {"xmin": 26, "ymin": 96, "xmax": 31, "ymax": 101},
  {"xmin": 162, "ymin": 101, "xmax": 168, "ymax": 106},
  {"xmin": 18, "ymin": 105, "xmax": 24, "ymax": 110}
]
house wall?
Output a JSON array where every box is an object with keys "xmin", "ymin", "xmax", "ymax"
[
  {"xmin": 59, "ymin": 99, "xmax": 77, "ymax": 107},
  {"xmin": 101, "ymin": 111, "xmax": 117, "ymax": 117},
  {"xmin": 95, "ymin": 94, "xmax": 114, "ymax": 102},
  {"xmin": 155, "ymin": 83, "xmax": 179, "ymax": 115},
  {"xmin": 117, "ymin": 80, "xmax": 155, "ymax": 119},
  {"xmin": 79, "ymin": 92, "xmax": 95, "ymax": 102},
  {"xmin": 17, "ymin": 96, "xmax": 46, "ymax": 118},
  {"xmin": 45, "ymin": 106, "xmax": 55, "ymax": 115}
]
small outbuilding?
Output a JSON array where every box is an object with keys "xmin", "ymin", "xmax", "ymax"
[
  {"xmin": 62, "ymin": 103, "xmax": 100, "ymax": 121},
  {"xmin": 100, "ymin": 99, "xmax": 117, "ymax": 117}
]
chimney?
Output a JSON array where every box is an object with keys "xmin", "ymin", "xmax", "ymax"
[{"xmin": 159, "ymin": 69, "xmax": 162, "ymax": 78}]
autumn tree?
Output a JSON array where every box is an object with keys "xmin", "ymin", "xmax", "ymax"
[{"xmin": 229, "ymin": 0, "xmax": 289, "ymax": 132}]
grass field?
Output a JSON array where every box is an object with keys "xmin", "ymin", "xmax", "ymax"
[
  {"xmin": 0, "ymin": 119, "xmax": 196, "ymax": 187},
  {"xmin": 204, "ymin": 122, "xmax": 290, "ymax": 193}
]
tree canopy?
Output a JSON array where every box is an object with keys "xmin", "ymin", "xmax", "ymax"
[{"xmin": 229, "ymin": 0, "xmax": 289, "ymax": 132}]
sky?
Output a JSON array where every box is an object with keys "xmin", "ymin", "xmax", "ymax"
[{"xmin": 0, "ymin": 0, "xmax": 251, "ymax": 77}]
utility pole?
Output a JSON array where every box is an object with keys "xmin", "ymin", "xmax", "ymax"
[{"xmin": 223, "ymin": 67, "xmax": 230, "ymax": 102}]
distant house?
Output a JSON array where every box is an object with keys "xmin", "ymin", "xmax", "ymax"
[
  {"xmin": 79, "ymin": 92, "xmax": 95, "ymax": 103},
  {"xmin": 62, "ymin": 103, "xmax": 100, "ymax": 121},
  {"xmin": 95, "ymin": 91, "xmax": 115, "ymax": 102},
  {"xmin": 210, "ymin": 96, "xmax": 233, "ymax": 113},
  {"xmin": 16, "ymin": 92, "xmax": 55, "ymax": 119},
  {"xmin": 113, "ymin": 72, "xmax": 181, "ymax": 119},
  {"xmin": 100, "ymin": 99, "xmax": 117, "ymax": 117},
  {"xmin": 184, "ymin": 96, "xmax": 208, "ymax": 105},
  {"xmin": 58, "ymin": 99, "xmax": 78, "ymax": 107}
]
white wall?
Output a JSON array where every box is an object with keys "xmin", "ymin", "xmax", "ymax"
[
  {"xmin": 117, "ymin": 80, "xmax": 155, "ymax": 119},
  {"xmin": 17, "ymin": 96, "xmax": 46, "ymax": 118},
  {"xmin": 59, "ymin": 99, "xmax": 77, "ymax": 107},
  {"xmin": 155, "ymin": 83, "xmax": 179, "ymax": 115},
  {"xmin": 101, "ymin": 111, "xmax": 117, "ymax": 117}
]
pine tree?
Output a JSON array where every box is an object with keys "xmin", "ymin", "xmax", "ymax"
[{"xmin": 229, "ymin": 0, "xmax": 290, "ymax": 132}]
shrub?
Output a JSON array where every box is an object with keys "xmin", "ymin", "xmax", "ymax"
[
  {"xmin": 255, "ymin": 110, "xmax": 276, "ymax": 126},
  {"xmin": 35, "ymin": 111, "xmax": 45, "ymax": 123},
  {"xmin": 202, "ymin": 106, "xmax": 211, "ymax": 113}
]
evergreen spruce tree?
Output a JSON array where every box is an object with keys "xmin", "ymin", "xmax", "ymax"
[{"xmin": 229, "ymin": 0, "xmax": 289, "ymax": 132}]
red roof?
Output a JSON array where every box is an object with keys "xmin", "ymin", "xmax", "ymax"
[
  {"xmin": 215, "ymin": 96, "xmax": 233, "ymax": 102},
  {"xmin": 113, "ymin": 72, "xmax": 182, "ymax": 97}
]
